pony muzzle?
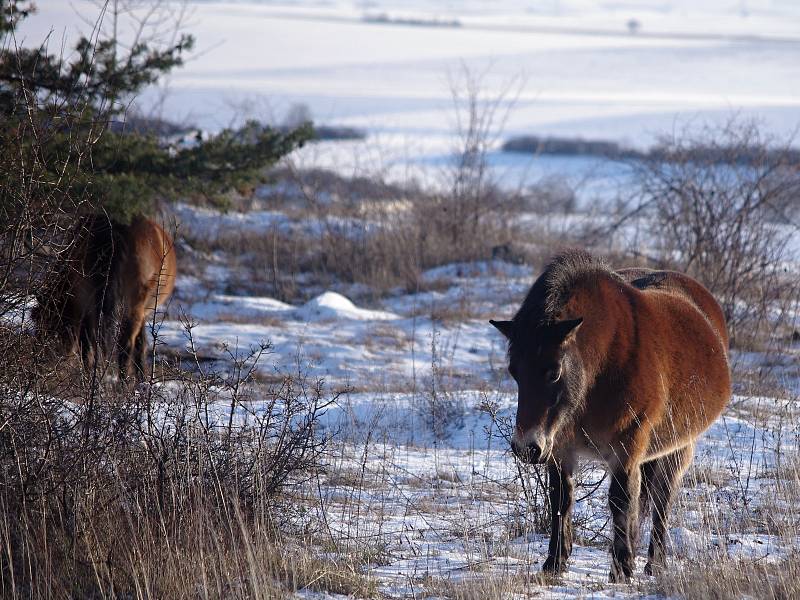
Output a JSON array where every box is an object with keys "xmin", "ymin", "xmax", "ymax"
[{"xmin": 511, "ymin": 428, "xmax": 551, "ymax": 464}]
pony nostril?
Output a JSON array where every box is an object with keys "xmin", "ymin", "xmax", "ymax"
[
  {"xmin": 512, "ymin": 440, "xmax": 543, "ymax": 462},
  {"xmin": 527, "ymin": 443, "xmax": 542, "ymax": 462}
]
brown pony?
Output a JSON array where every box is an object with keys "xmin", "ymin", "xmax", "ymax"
[
  {"xmin": 33, "ymin": 215, "xmax": 176, "ymax": 382},
  {"xmin": 490, "ymin": 250, "xmax": 730, "ymax": 582}
]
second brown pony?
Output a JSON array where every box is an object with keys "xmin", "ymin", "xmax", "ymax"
[
  {"xmin": 33, "ymin": 215, "xmax": 176, "ymax": 382},
  {"xmin": 490, "ymin": 250, "xmax": 730, "ymax": 582}
]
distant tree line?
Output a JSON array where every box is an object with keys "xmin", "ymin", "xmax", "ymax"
[{"xmin": 502, "ymin": 134, "xmax": 800, "ymax": 166}]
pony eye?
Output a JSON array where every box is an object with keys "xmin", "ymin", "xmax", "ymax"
[{"xmin": 543, "ymin": 366, "xmax": 561, "ymax": 383}]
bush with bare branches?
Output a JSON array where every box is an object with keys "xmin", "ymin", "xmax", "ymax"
[
  {"xmin": 0, "ymin": 315, "xmax": 333, "ymax": 596},
  {"xmin": 631, "ymin": 123, "xmax": 800, "ymax": 346}
]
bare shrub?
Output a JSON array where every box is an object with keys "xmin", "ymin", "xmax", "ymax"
[
  {"xmin": 416, "ymin": 327, "xmax": 466, "ymax": 439},
  {"xmin": 0, "ymin": 313, "xmax": 333, "ymax": 596},
  {"xmin": 631, "ymin": 122, "xmax": 800, "ymax": 346},
  {"xmin": 190, "ymin": 171, "xmax": 520, "ymax": 301},
  {"xmin": 0, "ymin": 99, "xmax": 96, "ymax": 337},
  {"xmin": 224, "ymin": 65, "xmax": 526, "ymax": 298},
  {"xmin": 520, "ymin": 176, "xmax": 577, "ymax": 215},
  {"xmin": 479, "ymin": 396, "xmax": 609, "ymax": 543}
]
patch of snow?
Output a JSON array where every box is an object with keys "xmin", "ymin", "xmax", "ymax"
[
  {"xmin": 0, "ymin": 295, "xmax": 36, "ymax": 332},
  {"xmin": 668, "ymin": 526, "xmax": 792, "ymax": 563},
  {"xmin": 185, "ymin": 294, "xmax": 294, "ymax": 321},
  {"xmin": 295, "ymin": 291, "xmax": 400, "ymax": 322}
]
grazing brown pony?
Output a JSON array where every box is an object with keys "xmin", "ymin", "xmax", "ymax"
[
  {"xmin": 33, "ymin": 215, "xmax": 176, "ymax": 382},
  {"xmin": 490, "ymin": 250, "xmax": 730, "ymax": 582}
]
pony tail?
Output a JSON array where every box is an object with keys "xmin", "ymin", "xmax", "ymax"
[{"xmin": 87, "ymin": 216, "xmax": 127, "ymax": 364}]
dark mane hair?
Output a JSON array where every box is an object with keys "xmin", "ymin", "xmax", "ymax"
[{"xmin": 513, "ymin": 249, "xmax": 617, "ymax": 330}]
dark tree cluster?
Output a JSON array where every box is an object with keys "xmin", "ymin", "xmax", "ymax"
[{"xmin": 0, "ymin": 0, "xmax": 311, "ymax": 224}]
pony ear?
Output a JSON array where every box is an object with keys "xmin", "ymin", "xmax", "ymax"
[
  {"xmin": 489, "ymin": 319, "xmax": 514, "ymax": 339},
  {"xmin": 550, "ymin": 317, "xmax": 583, "ymax": 344}
]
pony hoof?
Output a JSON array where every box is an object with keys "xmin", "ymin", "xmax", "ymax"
[
  {"xmin": 644, "ymin": 561, "xmax": 662, "ymax": 576},
  {"xmin": 542, "ymin": 555, "xmax": 567, "ymax": 574},
  {"xmin": 608, "ymin": 571, "xmax": 631, "ymax": 584},
  {"xmin": 609, "ymin": 563, "xmax": 632, "ymax": 584}
]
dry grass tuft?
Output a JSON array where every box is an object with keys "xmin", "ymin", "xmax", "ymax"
[{"xmin": 652, "ymin": 554, "xmax": 800, "ymax": 600}]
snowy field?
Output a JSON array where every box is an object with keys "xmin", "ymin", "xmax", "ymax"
[
  {"xmin": 12, "ymin": 1, "xmax": 800, "ymax": 596},
  {"xmin": 20, "ymin": 0, "xmax": 800, "ymax": 188},
  {"xmin": 136, "ymin": 192, "xmax": 800, "ymax": 597}
]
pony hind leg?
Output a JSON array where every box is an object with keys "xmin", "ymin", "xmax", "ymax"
[
  {"xmin": 78, "ymin": 317, "xmax": 99, "ymax": 380},
  {"xmin": 635, "ymin": 460, "xmax": 656, "ymax": 551},
  {"xmin": 133, "ymin": 320, "xmax": 150, "ymax": 382},
  {"xmin": 643, "ymin": 445, "xmax": 694, "ymax": 575},
  {"xmin": 118, "ymin": 314, "xmax": 146, "ymax": 383}
]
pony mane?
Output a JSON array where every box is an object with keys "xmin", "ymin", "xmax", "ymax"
[{"xmin": 513, "ymin": 249, "xmax": 617, "ymax": 334}]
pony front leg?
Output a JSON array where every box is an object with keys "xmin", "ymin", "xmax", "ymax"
[
  {"xmin": 608, "ymin": 464, "xmax": 641, "ymax": 583},
  {"xmin": 543, "ymin": 460, "xmax": 574, "ymax": 574}
]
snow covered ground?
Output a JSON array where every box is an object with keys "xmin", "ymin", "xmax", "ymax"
[
  {"xmin": 13, "ymin": 2, "xmax": 800, "ymax": 596},
  {"xmin": 136, "ymin": 195, "xmax": 800, "ymax": 598},
  {"xmin": 6, "ymin": 193, "xmax": 797, "ymax": 597},
  {"xmin": 159, "ymin": 267, "xmax": 523, "ymax": 390}
]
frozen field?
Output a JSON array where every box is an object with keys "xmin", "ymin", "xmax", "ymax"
[
  {"xmin": 138, "ymin": 195, "xmax": 800, "ymax": 597},
  {"xmin": 6, "ymin": 159, "xmax": 798, "ymax": 597},
  {"xmin": 21, "ymin": 1, "xmax": 800, "ymax": 187},
  {"xmin": 12, "ymin": 1, "xmax": 800, "ymax": 596}
]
